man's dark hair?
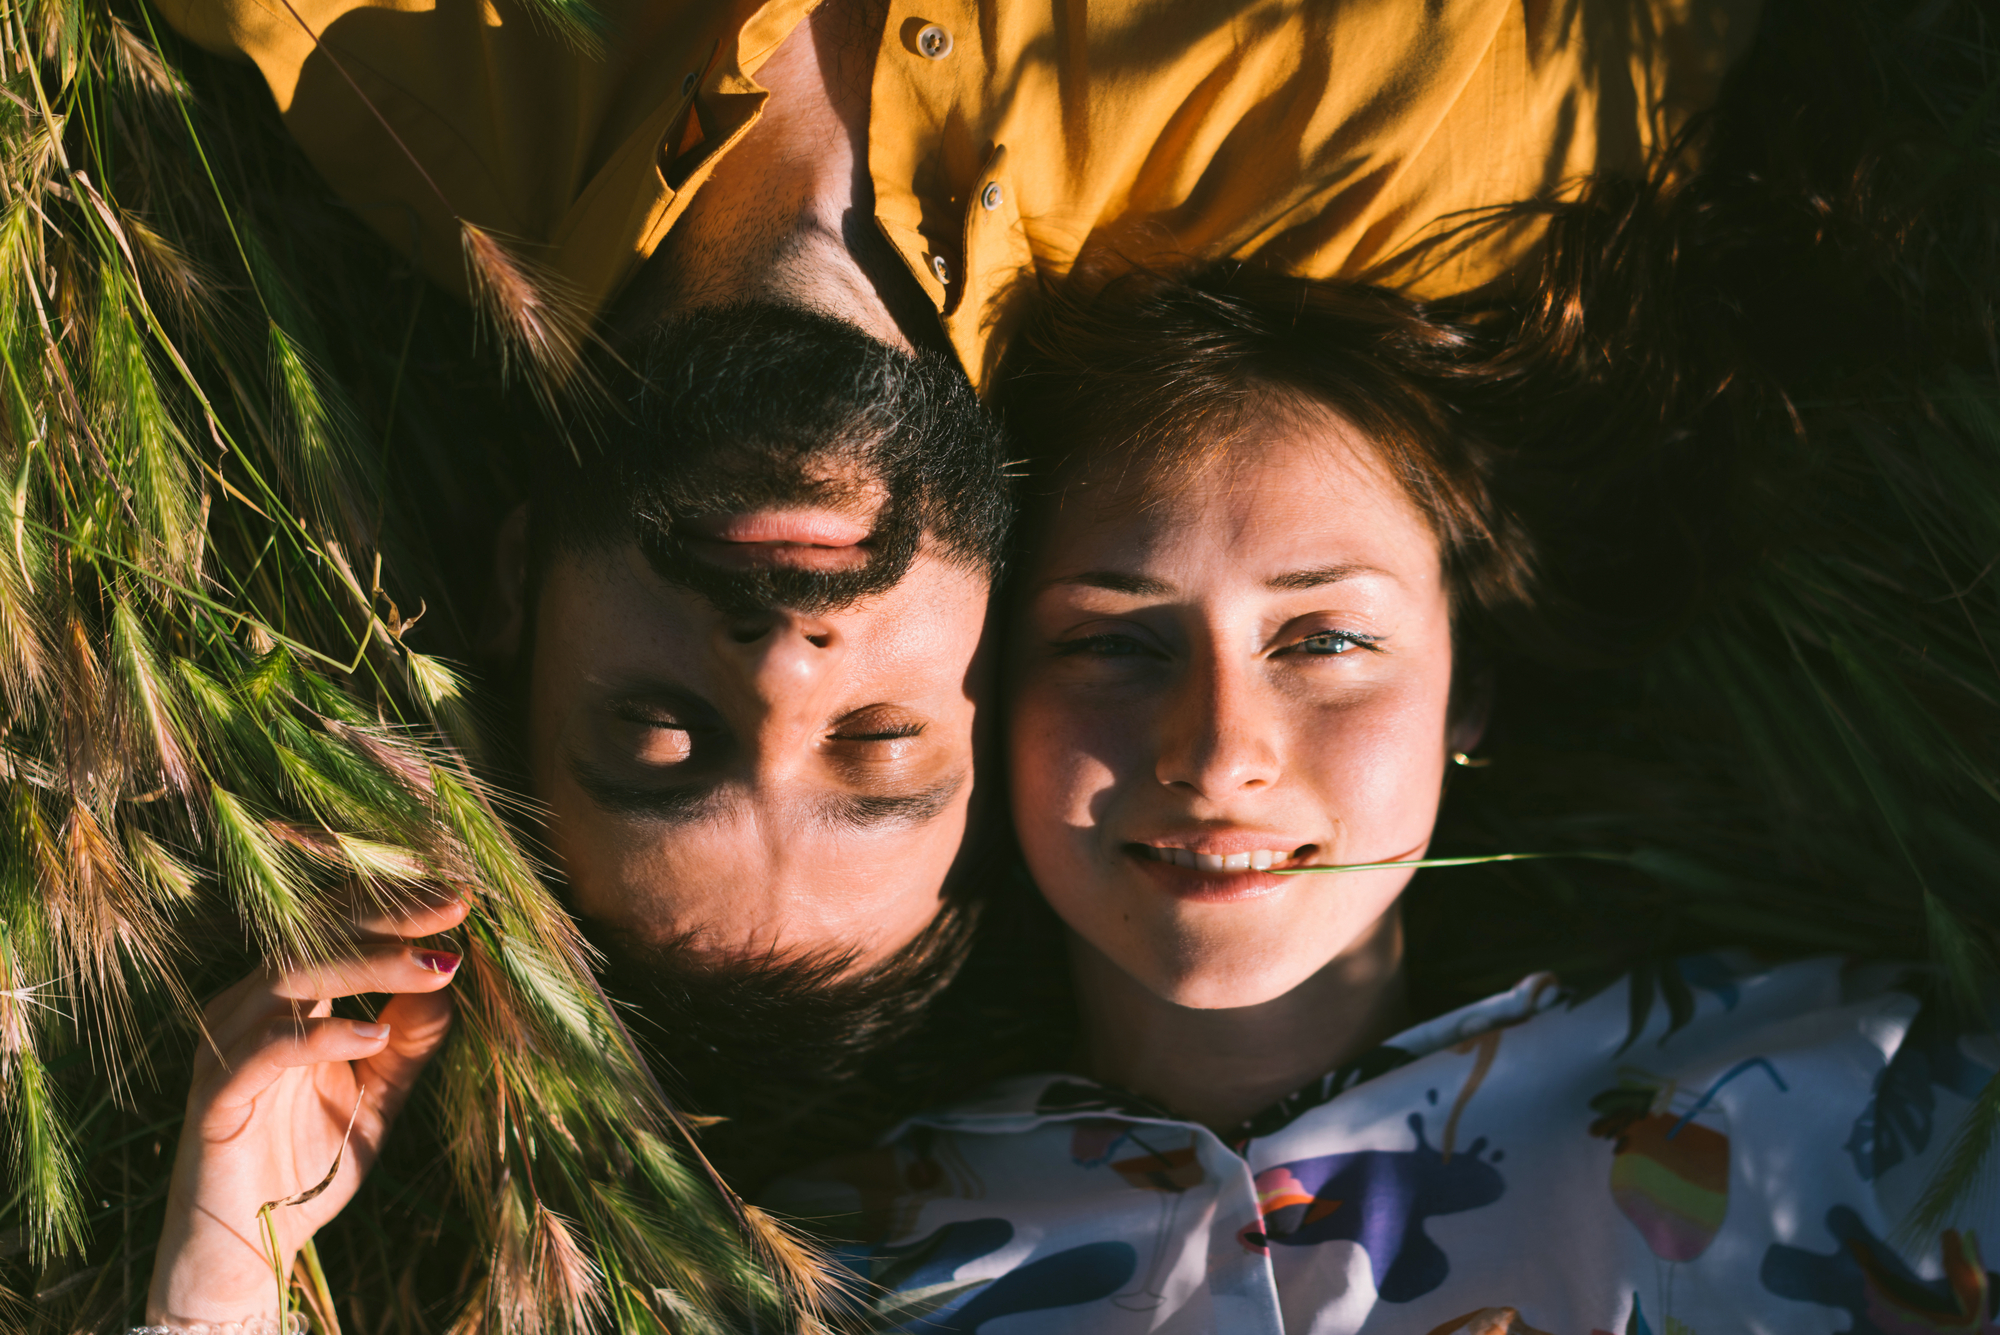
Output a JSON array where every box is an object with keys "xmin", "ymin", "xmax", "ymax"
[
  {"xmin": 510, "ymin": 304, "xmax": 1014, "ymax": 1183},
  {"xmin": 588, "ymin": 896, "xmax": 982, "ymax": 1193},
  {"xmin": 529, "ymin": 302, "xmax": 1011, "ymax": 616}
]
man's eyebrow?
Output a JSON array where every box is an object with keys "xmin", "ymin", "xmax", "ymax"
[
  {"xmin": 1049, "ymin": 570, "xmax": 1176, "ymax": 597},
  {"xmin": 813, "ymin": 770, "xmax": 967, "ymax": 834},
  {"xmin": 1265, "ymin": 563, "xmax": 1395, "ymax": 591},
  {"xmin": 569, "ymin": 758, "xmax": 733, "ymax": 825}
]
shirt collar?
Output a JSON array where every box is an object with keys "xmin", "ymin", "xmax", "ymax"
[{"xmin": 890, "ymin": 970, "xmax": 1566, "ymax": 1142}]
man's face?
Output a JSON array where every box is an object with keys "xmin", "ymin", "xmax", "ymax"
[
  {"xmin": 517, "ymin": 303, "xmax": 1007, "ymax": 975},
  {"xmin": 530, "ymin": 539, "xmax": 990, "ymax": 971}
]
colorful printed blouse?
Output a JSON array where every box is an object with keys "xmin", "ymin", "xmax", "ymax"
[{"xmin": 769, "ymin": 956, "xmax": 2000, "ymax": 1334}]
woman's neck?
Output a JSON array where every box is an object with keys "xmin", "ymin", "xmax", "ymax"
[{"xmin": 1069, "ymin": 908, "xmax": 1412, "ymax": 1134}]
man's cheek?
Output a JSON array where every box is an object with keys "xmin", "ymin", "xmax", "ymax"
[{"xmin": 564, "ymin": 817, "xmax": 672, "ymax": 922}]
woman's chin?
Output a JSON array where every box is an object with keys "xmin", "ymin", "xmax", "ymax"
[
  {"xmin": 1093, "ymin": 894, "xmax": 1407, "ymax": 1013},
  {"xmin": 1131, "ymin": 950, "xmax": 1332, "ymax": 1012}
]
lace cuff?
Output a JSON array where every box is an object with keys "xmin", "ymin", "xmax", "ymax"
[{"xmin": 131, "ymin": 1316, "xmax": 310, "ymax": 1334}]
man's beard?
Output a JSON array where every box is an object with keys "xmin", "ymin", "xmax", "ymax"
[
  {"xmin": 634, "ymin": 450, "xmax": 927, "ymax": 617},
  {"xmin": 587, "ymin": 901, "xmax": 977, "ymax": 1189},
  {"xmin": 616, "ymin": 303, "xmax": 1008, "ymax": 617}
]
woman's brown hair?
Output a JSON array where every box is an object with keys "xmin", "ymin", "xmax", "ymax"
[{"xmin": 996, "ymin": 265, "xmax": 1536, "ymax": 635}]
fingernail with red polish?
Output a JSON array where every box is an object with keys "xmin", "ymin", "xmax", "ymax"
[
  {"xmin": 415, "ymin": 950, "xmax": 461, "ymax": 974},
  {"xmin": 352, "ymin": 1021, "xmax": 390, "ymax": 1040}
]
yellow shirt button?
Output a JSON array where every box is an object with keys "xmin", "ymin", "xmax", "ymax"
[
  {"xmin": 980, "ymin": 181, "xmax": 1003, "ymax": 211},
  {"xmin": 916, "ymin": 23, "xmax": 953, "ymax": 59},
  {"xmin": 931, "ymin": 254, "xmax": 952, "ymax": 285}
]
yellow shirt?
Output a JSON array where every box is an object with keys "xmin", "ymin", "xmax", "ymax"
[{"xmin": 159, "ymin": 0, "xmax": 1757, "ymax": 387}]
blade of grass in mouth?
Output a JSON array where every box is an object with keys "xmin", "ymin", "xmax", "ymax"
[{"xmin": 1275, "ymin": 851, "xmax": 1632, "ymax": 875}]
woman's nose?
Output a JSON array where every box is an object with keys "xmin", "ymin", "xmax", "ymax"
[{"xmin": 1153, "ymin": 656, "xmax": 1282, "ymax": 797}]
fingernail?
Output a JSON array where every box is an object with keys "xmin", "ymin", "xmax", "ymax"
[
  {"xmin": 352, "ymin": 1021, "xmax": 390, "ymax": 1040},
  {"xmin": 414, "ymin": 949, "xmax": 461, "ymax": 974}
]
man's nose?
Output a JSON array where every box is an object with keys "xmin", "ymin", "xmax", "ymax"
[
  {"xmin": 1154, "ymin": 652, "xmax": 1283, "ymax": 798},
  {"xmin": 717, "ymin": 609, "xmax": 844, "ymax": 702}
]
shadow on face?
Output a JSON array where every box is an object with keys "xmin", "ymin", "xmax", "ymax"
[
  {"xmin": 498, "ymin": 303, "xmax": 1010, "ymax": 975},
  {"xmin": 995, "ymin": 266, "xmax": 1525, "ymax": 1015},
  {"xmin": 1010, "ymin": 406, "xmax": 1457, "ymax": 1010},
  {"xmin": 532, "ymin": 540, "xmax": 991, "ymax": 970}
]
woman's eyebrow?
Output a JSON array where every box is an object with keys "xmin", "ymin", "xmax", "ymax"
[{"xmin": 1265, "ymin": 563, "xmax": 1395, "ymax": 590}]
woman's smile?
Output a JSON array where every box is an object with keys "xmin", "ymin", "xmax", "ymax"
[
  {"xmin": 1009, "ymin": 403, "xmax": 1459, "ymax": 1009},
  {"xmin": 1121, "ymin": 835, "xmax": 1433, "ymax": 902},
  {"xmin": 1128, "ymin": 843, "xmax": 1313, "ymax": 900},
  {"xmin": 1121, "ymin": 835, "xmax": 1320, "ymax": 901}
]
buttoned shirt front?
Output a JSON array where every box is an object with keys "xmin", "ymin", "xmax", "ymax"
[
  {"xmin": 770, "ymin": 956, "xmax": 2000, "ymax": 1333},
  {"xmin": 159, "ymin": 0, "xmax": 1758, "ymax": 388}
]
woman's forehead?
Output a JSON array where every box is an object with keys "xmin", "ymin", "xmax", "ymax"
[{"xmin": 1045, "ymin": 416, "xmax": 1433, "ymax": 560}]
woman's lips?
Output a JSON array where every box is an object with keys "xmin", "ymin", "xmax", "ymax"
[
  {"xmin": 1129, "ymin": 855, "xmax": 1291, "ymax": 902},
  {"xmin": 679, "ymin": 509, "xmax": 874, "ymax": 572},
  {"xmin": 1141, "ymin": 845, "xmax": 1297, "ymax": 872},
  {"xmin": 1123, "ymin": 838, "xmax": 1430, "ymax": 903},
  {"xmin": 1123, "ymin": 840, "xmax": 1317, "ymax": 903}
]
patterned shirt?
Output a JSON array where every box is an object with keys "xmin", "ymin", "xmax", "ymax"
[{"xmin": 769, "ymin": 956, "xmax": 2000, "ymax": 1334}]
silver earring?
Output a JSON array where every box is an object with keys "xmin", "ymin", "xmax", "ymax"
[{"xmin": 1451, "ymin": 751, "xmax": 1492, "ymax": 769}]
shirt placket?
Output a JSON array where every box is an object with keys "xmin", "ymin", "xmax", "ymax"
[
  {"xmin": 948, "ymin": 144, "xmax": 1035, "ymax": 389},
  {"xmin": 867, "ymin": 0, "xmax": 1033, "ymax": 389},
  {"xmin": 1192, "ymin": 1125, "xmax": 1287, "ymax": 1332}
]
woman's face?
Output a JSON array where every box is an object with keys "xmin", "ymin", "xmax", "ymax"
[{"xmin": 1009, "ymin": 405, "xmax": 1457, "ymax": 1010}]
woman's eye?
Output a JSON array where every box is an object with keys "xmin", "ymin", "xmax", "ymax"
[{"xmin": 1289, "ymin": 630, "xmax": 1376, "ymax": 656}]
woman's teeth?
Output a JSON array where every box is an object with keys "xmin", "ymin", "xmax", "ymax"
[{"xmin": 1144, "ymin": 846, "xmax": 1286, "ymax": 872}]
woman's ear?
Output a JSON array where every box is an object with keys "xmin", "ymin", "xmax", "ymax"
[
  {"xmin": 475, "ymin": 504, "xmax": 531, "ymax": 662},
  {"xmin": 1447, "ymin": 663, "xmax": 1495, "ymax": 757}
]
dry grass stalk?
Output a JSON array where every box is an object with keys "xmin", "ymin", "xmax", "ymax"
[
  {"xmin": 104, "ymin": 15, "xmax": 187, "ymax": 99},
  {"xmin": 58, "ymin": 607, "xmax": 114, "ymax": 803},
  {"xmin": 49, "ymin": 799, "xmax": 186, "ymax": 1095},
  {"xmin": 109, "ymin": 597, "xmax": 192, "ymax": 801},
  {"xmin": 119, "ymin": 211, "xmax": 213, "ymax": 326},
  {"xmin": 459, "ymin": 223, "xmax": 606, "ymax": 421},
  {"xmin": 741, "ymin": 1203, "xmax": 847, "ymax": 1324},
  {"xmin": 0, "ymin": 916, "xmax": 47, "ymax": 1076},
  {"xmin": 320, "ymin": 716, "xmax": 434, "ymax": 795},
  {"xmin": 531, "ymin": 1204, "xmax": 605, "ymax": 1334},
  {"xmin": 0, "ymin": 525, "xmax": 49, "ymax": 717}
]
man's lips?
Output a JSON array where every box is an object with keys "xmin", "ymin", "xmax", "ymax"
[
  {"xmin": 686, "ymin": 511, "xmax": 871, "ymax": 546},
  {"xmin": 679, "ymin": 510, "xmax": 873, "ymax": 572}
]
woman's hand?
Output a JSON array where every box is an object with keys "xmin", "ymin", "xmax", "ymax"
[{"xmin": 146, "ymin": 892, "xmax": 469, "ymax": 1327}]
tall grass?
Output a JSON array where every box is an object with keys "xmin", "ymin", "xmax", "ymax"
[{"xmin": 0, "ymin": 0, "xmax": 825, "ymax": 1328}]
